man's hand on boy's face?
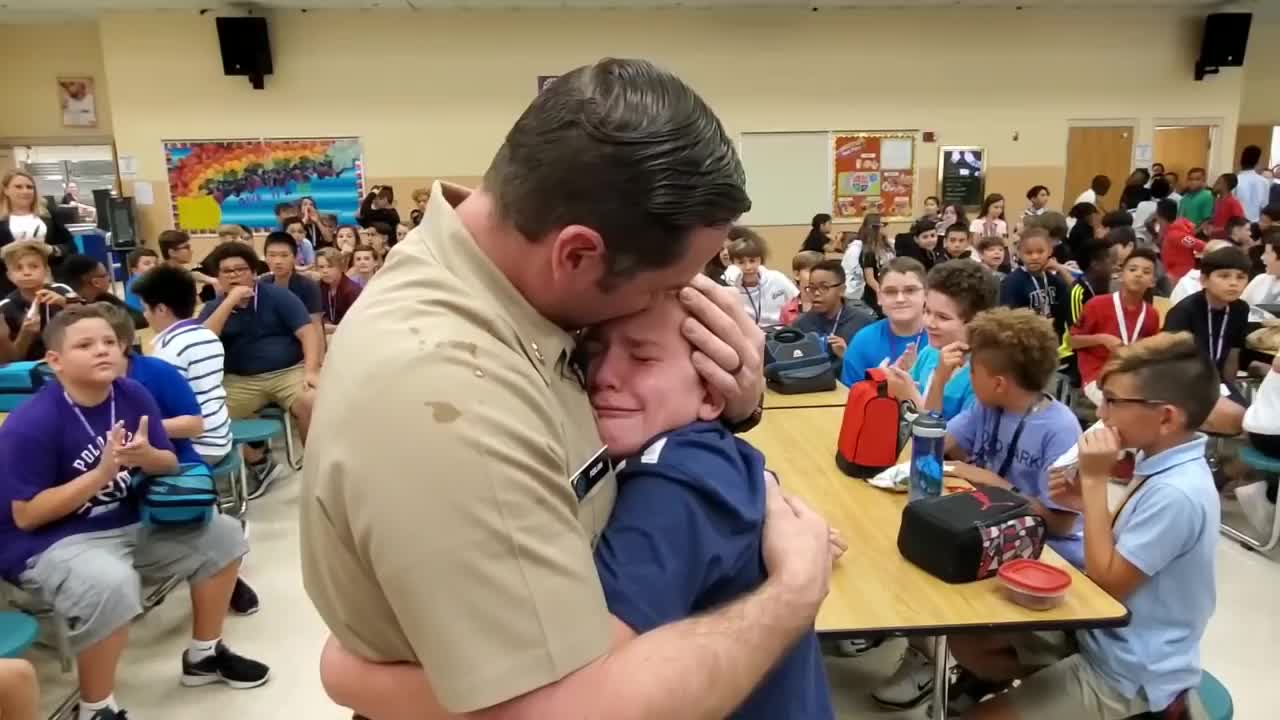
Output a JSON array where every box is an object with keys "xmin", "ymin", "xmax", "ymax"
[
  {"xmin": 1077, "ymin": 425, "xmax": 1122, "ymax": 483},
  {"xmin": 680, "ymin": 274, "xmax": 765, "ymax": 423}
]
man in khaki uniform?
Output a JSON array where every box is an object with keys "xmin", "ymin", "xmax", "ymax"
[{"xmin": 301, "ymin": 58, "xmax": 834, "ymax": 719}]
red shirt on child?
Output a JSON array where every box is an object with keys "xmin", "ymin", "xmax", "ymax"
[
  {"xmin": 1162, "ymin": 218, "xmax": 1204, "ymax": 283},
  {"xmin": 1071, "ymin": 292, "xmax": 1160, "ymax": 385},
  {"xmin": 1210, "ymin": 195, "xmax": 1246, "ymax": 237}
]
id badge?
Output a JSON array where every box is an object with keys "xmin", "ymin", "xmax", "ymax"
[{"xmin": 571, "ymin": 446, "xmax": 611, "ymax": 502}]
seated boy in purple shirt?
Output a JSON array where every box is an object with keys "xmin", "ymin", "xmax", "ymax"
[
  {"xmin": 582, "ymin": 296, "xmax": 835, "ymax": 720},
  {"xmin": 0, "ymin": 304, "xmax": 269, "ymax": 720}
]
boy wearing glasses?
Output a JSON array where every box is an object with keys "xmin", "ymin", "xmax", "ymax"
[
  {"xmin": 839, "ymin": 257, "xmax": 928, "ymax": 386},
  {"xmin": 158, "ymin": 230, "xmax": 218, "ymax": 294},
  {"xmin": 789, "ymin": 260, "xmax": 872, "ymax": 361}
]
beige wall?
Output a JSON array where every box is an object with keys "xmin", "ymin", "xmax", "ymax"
[
  {"xmin": 3, "ymin": 10, "xmax": 1252, "ymax": 248},
  {"xmin": 1239, "ymin": 20, "xmax": 1280, "ymax": 126},
  {"xmin": 0, "ymin": 23, "xmax": 113, "ymax": 142}
]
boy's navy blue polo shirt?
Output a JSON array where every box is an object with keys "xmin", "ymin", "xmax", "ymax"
[
  {"xmin": 198, "ymin": 282, "xmax": 311, "ymax": 376},
  {"xmin": 594, "ymin": 421, "xmax": 834, "ymax": 720},
  {"xmin": 260, "ymin": 272, "xmax": 323, "ymax": 316}
]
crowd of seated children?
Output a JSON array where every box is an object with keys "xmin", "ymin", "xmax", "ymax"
[
  {"xmin": 781, "ymin": 250, "xmax": 823, "ymax": 325},
  {"xmin": 788, "ymin": 260, "xmax": 873, "ymax": 362},
  {"xmin": 123, "ymin": 248, "xmax": 158, "ymax": 311},
  {"xmin": 0, "ymin": 304, "xmax": 270, "ymax": 720},
  {"xmin": 1170, "ymin": 240, "xmax": 1231, "ymax": 306},
  {"xmin": 839, "ymin": 257, "xmax": 927, "ymax": 386},
  {"xmin": 895, "ymin": 218, "xmax": 941, "ymax": 272},
  {"xmin": 975, "ymin": 237, "xmax": 1006, "ymax": 281},
  {"xmin": 884, "ymin": 259, "xmax": 1000, "ymax": 423},
  {"xmin": 199, "ymin": 242, "xmax": 320, "ymax": 496},
  {"xmin": 98, "ymin": 301, "xmax": 259, "ymax": 615},
  {"xmin": 939, "ymin": 222, "xmax": 973, "ymax": 262},
  {"xmin": 0, "ymin": 241, "xmax": 79, "ymax": 362},
  {"xmin": 873, "ymin": 307, "xmax": 1083, "ymax": 711},
  {"xmin": 1243, "ymin": 230, "xmax": 1280, "ymax": 323},
  {"xmin": 1070, "ymin": 248, "xmax": 1161, "ymax": 406},
  {"xmin": 282, "ymin": 216, "xmax": 317, "ymax": 271},
  {"xmin": 1179, "ymin": 167, "xmax": 1215, "ymax": 227},
  {"xmin": 1163, "ymin": 246, "xmax": 1252, "ymax": 437},
  {"xmin": 261, "ymin": 233, "xmax": 324, "ymax": 329},
  {"xmin": 726, "ymin": 227, "xmax": 799, "ymax": 328},
  {"xmin": 1024, "ymin": 185, "xmax": 1051, "ymax": 218},
  {"xmin": 357, "ymin": 185, "xmax": 400, "ymax": 231},
  {"xmin": 315, "ymin": 248, "xmax": 363, "ymax": 334},
  {"xmin": 969, "ymin": 194, "xmax": 1008, "ymax": 241},
  {"xmin": 347, "ymin": 246, "xmax": 379, "ymax": 288},
  {"xmin": 58, "ymin": 254, "xmax": 144, "ymax": 329},
  {"xmin": 802, "ymin": 213, "xmax": 833, "ymax": 253},
  {"xmin": 952, "ymin": 332, "xmax": 1220, "ymax": 720},
  {"xmin": 999, "ymin": 228, "xmax": 1070, "ymax": 341}
]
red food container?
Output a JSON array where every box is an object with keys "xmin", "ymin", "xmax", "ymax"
[{"xmin": 997, "ymin": 559, "xmax": 1072, "ymax": 610}]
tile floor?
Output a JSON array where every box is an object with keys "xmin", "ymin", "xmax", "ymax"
[{"xmin": 24, "ymin": 469, "xmax": 1279, "ymax": 720}]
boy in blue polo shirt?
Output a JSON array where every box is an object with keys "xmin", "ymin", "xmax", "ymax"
[
  {"xmin": 840, "ymin": 257, "xmax": 928, "ymax": 386},
  {"xmin": 584, "ymin": 295, "xmax": 834, "ymax": 720},
  {"xmin": 951, "ymin": 332, "xmax": 1219, "ymax": 720}
]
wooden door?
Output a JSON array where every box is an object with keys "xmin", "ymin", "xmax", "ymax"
[
  {"xmin": 1154, "ymin": 126, "xmax": 1212, "ymax": 181},
  {"xmin": 1064, "ymin": 126, "xmax": 1134, "ymax": 211},
  {"xmin": 1234, "ymin": 125, "xmax": 1274, "ymax": 170}
]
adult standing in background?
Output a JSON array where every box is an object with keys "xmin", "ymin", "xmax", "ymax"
[
  {"xmin": 301, "ymin": 58, "xmax": 832, "ymax": 720},
  {"xmin": 0, "ymin": 170, "xmax": 76, "ymax": 296},
  {"xmin": 1235, "ymin": 145, "xmax": 1270, "ymax": 223}
]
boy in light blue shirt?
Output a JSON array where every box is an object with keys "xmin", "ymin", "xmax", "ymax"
[
  {"xmin": 949, "ymin": 331, "xmax": 1219, "ymax": 720},
  {"xmin": 839, "ymin": 257, "xmax": 927, "ymax": 386}
]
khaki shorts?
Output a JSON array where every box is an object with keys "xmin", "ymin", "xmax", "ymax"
[
  {"xmin": 1004, "ymin": 637, "xmax": 1150, "ymax": 720},
  {"xmin": 225, "ymin": 365, "xmax": 306, "ymax": 419}
]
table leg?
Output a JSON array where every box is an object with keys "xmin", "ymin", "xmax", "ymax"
[{"xmin": 931, "ymin": 635, "xmax": 950, "ymax": 720}]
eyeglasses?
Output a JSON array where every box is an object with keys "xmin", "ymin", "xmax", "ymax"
[
  {"xmin": 219, "ymin": 265, "xmax": 254, "ymax": 277},
  {"xmin": 1100, "ymin": 395, "xmax": 1170, "ymax": 409},
  {"xmin": 880, "ymin": 286, "xmax": 924, "ymax": 299},
  {"xmin": 804, "ymin": 282, "xmax": 842, "ymax": 294}
]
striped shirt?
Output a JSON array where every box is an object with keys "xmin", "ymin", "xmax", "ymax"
[{"xmin": 150, "ymin": 319, "xmax": 233, "ymax": 460}]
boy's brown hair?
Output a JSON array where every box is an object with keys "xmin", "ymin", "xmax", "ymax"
[
  {"xmin": 881, "ymin": 256, "xmax": 927, "ymax": 283},
  {"xmin": 42, "ymin": 302, "xmax": 109, "ymax": 352},
  {"xmin": 927, "ymin": 260, "xmax": 999, "ymax": 321},
  {"xmin": 1098, "ymin": 332, "xmax": 1219, "ymax": 429},
  {"xmin": 975, "ymin": 236, "xmax": 1005, "ymax": 254},
  {"xmin": 316, "ymin": 247, "xmax": 348, "ymax": 271},
  {"xmin": 126, "ymin": 247, "xmax": 159, "ymax": 272},
  {"xmin": 95, "ymin": 301, "xmax": 136, "ymax": 349},
  {"xmin": 791, "ymin": 250, "xmax": 824, "ymax": 274},
  {"xmin": 727, "ymin": 225, "xmax": 767, "ymax": 262},
  {"xmin": 966, "ymin": 307, "xmax": 1059, "ymax": 391},
  {"xmin": 1, "ymin": 240, "xmax": 52, "ymax": 268},
  {"xmin": 1018, "ymin": 227, "xmax": 1051, "ymax": 249}
]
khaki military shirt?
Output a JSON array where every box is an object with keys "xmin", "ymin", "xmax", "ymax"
[{"xmin": 300, "ymin": 182, "xmax": 617, "ymax": 713}]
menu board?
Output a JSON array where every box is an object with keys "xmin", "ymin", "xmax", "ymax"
[
  {"xmin": 938, "ymin": 146, "xmax": 986, "ymax": 210},
  {"xmin": 831, "ymin": 133, "xmax": 916, "ymax": 221}
]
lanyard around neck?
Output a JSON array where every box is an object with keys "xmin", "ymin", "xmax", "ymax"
[
  {"xmin": 1028, "ymin": 273, "xmax": 1051, "ymax": 317},
  {"xmin": 64, "ymin": 387, "xmax": 115, "ymax": 445},
  {"xmin": 1112, "ymin": 292, "xmax": 1147, "ymax": 346},
  {"xmin": 742, "ymin": 285, "xmax": 763, "ymax": 322},
  {"xmin": 1207, "ymin": 307, "xmax": 1227, "ymax": 364},
  {"xmin": 979, "ymin": 394, "xmax": 1047, "ymax": 480}
]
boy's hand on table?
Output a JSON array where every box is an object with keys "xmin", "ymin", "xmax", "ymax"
[
  {"xmin": 828, "ymin": 528, "xmax": 848, "ymax": 565},
  {"xmin": 949, "ymin": 461, "xmax": 1011, "ymax": 490}
]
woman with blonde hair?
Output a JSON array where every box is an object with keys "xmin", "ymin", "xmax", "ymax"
[{"xmin": 0, "ymin": 169, "xmax": 76, "ymax": 295}]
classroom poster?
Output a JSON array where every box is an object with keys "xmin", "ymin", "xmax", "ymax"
[
  {"xmin": 938, "ymin": 146, "xmax": 986, "ymax": 211},
  {"xmin": 831, "ymin": 133, "xmax": 915, "ymax": 222},
  {"xmin": 163, "ymin": 137, "xmax": 365, "ymax": 232}
]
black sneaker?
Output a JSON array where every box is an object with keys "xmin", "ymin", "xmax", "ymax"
[
  {"xmin": 182, "ymin": 642, "xmax": 271, "ymax": 689},
  {"xmin": 229, "ymin": 577, "xmax": 261, "ymax": 616},
  {"xmin": 78, "ymin": 707, "xmax": 128, "ymax": 720},
  {"xmin": 246, "ymin": 459, "xmax": 287, "ymax": 500}
]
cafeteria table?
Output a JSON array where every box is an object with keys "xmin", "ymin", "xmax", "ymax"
[
  {"xmin": 763, "ymin": 384, "xmax": 850, "ymax": 410},
  {"xmin": 742, "ymin": 407, "xmax": 1129, "ymax": 720}
]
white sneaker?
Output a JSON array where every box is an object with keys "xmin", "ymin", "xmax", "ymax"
[
  {"xmin": 873, "ymin": 646, "xmax": 934, "ymax": 709},
  {"xmin": 1237, "ymin": 480, "xmax": 1277, "ymax": 537}
]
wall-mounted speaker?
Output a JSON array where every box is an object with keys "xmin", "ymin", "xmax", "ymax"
[
  {"xmin": 1196, "ymin": 13, "xmax": 1251, "ymax": 81},
  {"xmin": 216, "ymin": 16, "xmax": 273, "ymax": 90}
]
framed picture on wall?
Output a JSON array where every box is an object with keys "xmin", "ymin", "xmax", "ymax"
[{"xmin": 57, "ymin": 77, "xmax": 97, "ymax": 128}]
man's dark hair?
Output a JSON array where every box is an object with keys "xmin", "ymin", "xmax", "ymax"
[
  {"xmin": 482, "ymin": 58, "xmax": 750, "ymax": 285},
  {"xmin": 264, "ymin": 231, "xmax": 298, "ymax": 256},
  {"xmin": 809, "ymin": 258, "xmax": 845, "ymax": 285},
  {"xmin": 131, "ymin": 265, "xmax": 198, "ymax": 319},
  {"xmin": 206, "ymin": 241, "xmax": 262, "ymax": 272},
  {"xmin": 1101, "ymin": 210, "xmax": 1133, "ymax": 229},
  {"xmin": 1078, "ymin": 238, "xmax": 1114, "ymax": 274},
  {"xmin": 59, "ymin": 254, "xmax": 103, "ymax": 291},
  {"xmin": 1124, "ymin": 247, "xmax": 1159, "ymax": 269},
  {"xmin": 926, "ymin": 259, "xmax": 998, "ymax": 321},
  {"xmin": 1156, "ymin": 198, "xmax": 1179, "ymax": 223},
  {"xmin": 1106, "ymin": 226, "xmax": 1136, "ymax": 248},
  {"xmin": 1090, "ymin": 175, "xmax": 1112, "ymax": 195},
  {"xmin": 157, "ymin": 229, "xmax": 190, "ymax": 260},
  {"xmin": 127, "ymin": 247, "xmax": 158, "ymax": 270},
  {"xmin": 1025, "ymin": 185, "xmax": 1049, "ymax": 201},
  {"xmin": 1150, "ymin": 177, "xmax": 1172, "ymax": 200},
  {"xmin": 1200, "ymin": 246, "xmax": 1252, "ymax": 277},
  {"xmin": 1242, "ymin": 145, "xmax": 1263, "ymax": 170}
]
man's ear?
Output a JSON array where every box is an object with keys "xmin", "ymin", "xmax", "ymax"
[
  {"xmin": 697, "ymin": 384, "xmax": 727, "ymax": 422},
  {"xmin": 549, "ymin": 225, "xmax": 607, "ymax": 285}
]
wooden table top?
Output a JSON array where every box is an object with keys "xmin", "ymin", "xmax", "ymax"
[
  {"xmin": 763, "ymin": 384, "xmax": 850, "ymax": 410},
  {"xmin": 743, "ymin": 407, "xmax": 1130, "ymax": 638}
]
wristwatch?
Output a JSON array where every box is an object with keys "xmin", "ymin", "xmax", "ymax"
[{"xmin": 724, "ymin": 395, "xmax": 765, "ymax": 434}]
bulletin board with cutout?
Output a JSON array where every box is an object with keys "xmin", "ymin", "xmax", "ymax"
[{"xmin": 831, "ymin": 132, "xmax": 916, "ymax": 222}]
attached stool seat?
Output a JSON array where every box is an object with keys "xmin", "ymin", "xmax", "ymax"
[
  {"xmin": 211, "ymin": 449, "xmax": 248, "ymax": 518},
  {"xmin": 0, "ymin": 611, "xmax": 38, "ymax": 658},
  {"xmin": 1198, "ymin": 670, "xmax": 1233, "ymax": 720},
  {"xmin": 257, "ymin": 405, "xmax": 303, "ymax": 470},
  {"xmin": 230, "ymin": 418, "xmax": 284, "ymax": 444},
  {"xmin": 1239, "ymin": 445, "xmax": 1280, "ymax": 474},
  {"xmin": 1220, "ymin": 445, "xmax": 1280, "ymax": 553}
]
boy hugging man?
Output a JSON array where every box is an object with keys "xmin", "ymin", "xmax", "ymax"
[
  {"xmin": 0, "ymin": 240, "xmax": 80, "ymax": 362},
  {"xmin": 585, "ymin": 295, "xmax": 834, "ymax": 719},
  {"xmin": 951, "ymin": 333, "xmax": 1220, "ymax": 720}
]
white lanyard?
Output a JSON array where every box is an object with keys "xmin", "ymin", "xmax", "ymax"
[
  {"xmin": 64, "ymin": 388, "xmax": 115, "ymax": 444},
  {"xmin": 1111, "ymin": 292, "xmax": 1147, "ymax": 346},
  {"xmin": 1207, "ymin": 308, "xmax": 1227, "ymax": 364},
  {"xmin": 827, "ymin": 304, "xmax": 843, "ymax": 336}
]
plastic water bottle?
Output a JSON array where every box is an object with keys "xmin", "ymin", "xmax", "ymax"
[{"xmin": 909, "ymin": 412, "xmax": 947, "ymax": 502}]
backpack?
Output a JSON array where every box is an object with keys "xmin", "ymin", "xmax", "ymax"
[
  {"xmin": 835, "ymin": 368, "xmax": 902, "ymax": 477},
  {"xmin": 764, "ymin": 328, "xmax": 835, "ymax": 395},
  {"xmin": 897, "ymin": 484, "xmax": 1047, "ymax": 583},
  {"xmin": 136, "ymin": 463, "xmax": 218, "ymax": 527},
  {"xmin": 0, "ymin": 361, "xmax": 53, "ymax": 411}
]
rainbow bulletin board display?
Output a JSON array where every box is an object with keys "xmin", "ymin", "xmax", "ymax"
[
  {"xmin": 831, "ymin": 133, "xmax": 916, "ymax": 221},
  {"xmin": 163, "ymin": 137, "xmax": 364, "ymax": 232}
]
